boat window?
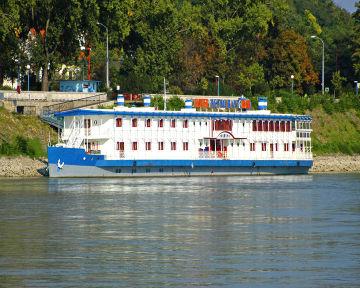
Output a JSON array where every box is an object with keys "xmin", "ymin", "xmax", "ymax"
[
  {"xmin": 132, "ymin": 142, "xmax": 138, "ymax": 150},
  {"xmin": 116, "ymin": 118, "xmax": 122, "ymax": 127},
  {"xmin": 132, "ymin": 118, "xmax": 138, "ymax": 127}
]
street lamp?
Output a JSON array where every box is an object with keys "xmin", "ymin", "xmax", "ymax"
[
  {"xmin": 26, "ymin": 64, "xmax": 30, "ymax": 92},
  {"xmin": 291, "ymin": 74, "xmax": 294, "ymax": 96},
  {"xmin": 311, "ymin": 35, "xmax": 325, "ymax": 95},
  {"xmin": 215, "ymin": 75, "xmax": 220, "ymax": 96},
  {"xmin": 355, "ymin": 81, "xmax": 359, "ymax": 96},
  {"xmin": 97, "ymin": 22, "xmax": 109, "ymax": 90}
]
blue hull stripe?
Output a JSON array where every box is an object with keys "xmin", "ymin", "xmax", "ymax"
[{"xmin": 48, "ymin": 147, "xmax": 313, "ymax": 168}]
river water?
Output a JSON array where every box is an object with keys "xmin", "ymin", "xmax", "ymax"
[{"xmin": 0, "ymin": 174, "xmax": 359, "ymax": 287}]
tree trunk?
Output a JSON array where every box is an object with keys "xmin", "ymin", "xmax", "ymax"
[{"xmin": 41, "ymin": 64, "xmax": 49, "ymax": 91}]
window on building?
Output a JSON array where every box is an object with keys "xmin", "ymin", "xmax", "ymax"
[
  {"xmin": 263, "ymin": 121, "xmax": 269, "ymax": 132},
  {"xmin": 158, "ymin": 142, "xmax": 164, "ymax": 150},
  {"xmin": 213, "ymin": 120, "xmax": 233, "ymax": 131},
  {"xmin": 132, "ymin": 118, "xmax": 138, "ymax": 127},
  {"xmin": 183, "ymin": 119, "xmax": 189, "ymax": 128},
  {"xmin": 286, "ymin": 121, "xmax": 291, "ymax": 132},
  {"xmin": 158, "ymin": 119, "xmax": 164, "ymax": 128},
  {"xmin": 183, "ymin": 142, "xmax": 189, "ymax": 151},
  {"xmin": 275, "ymin": 143, "xmax": 278, "ymax": 151},
  {"xmin": 250, "ymin": 143, "xmax": 256, "ymax": 151},
  {"xmin": 280, "ymin": 121, "xmax": 286, "ymax": 132},
  {"xmin": 116, "ymin": 142, "xmax": 124, "ymax": 151},
  {"xmin": 284, "ymin": 143, "xmax": 289, "ymax": 152},
  {"xmin": 146, "ymin": 119, "xmax": 151, "ymax": 128},
  {"xmin": 262, "ymin": 143, "xmax": 267, "ymax": 151},
  {"xmin": 292, "ymin": 142, "xmax": 296, "ymax": 152},
  {"xmin": 146, "ymin": 142, "xmax": 151, "ymax": 150},
  {"xmin": 257, "ymin": 121, "xmax": 263, "ymax": 132},
  {"xmin": 116, "ymin": 118, "xmax": 122, "ymax": 127},
  {"xmin": 270, "ymin": 143, "xmax": 274, "ymax": 152},
  {"xmin": 171, "ymin": 142, "xmax": 177, "ymax": 150},
  {"xmin": 170, "ymin": 119, "xmax": 176, "ymax": 128},
  {"xmin": 132, "ymin": 142, "xmax": 138, "ymax": 150},
  {"xmin": 269, "ymin": 121, "xmax": 274, "ymax": 131},
  {"xmin": 275, "ymin": 121, "xmax": 280, "ymax": 132},
  {"xmin": 252, "ymin": 120, "xmax": 257, "ymax": 131}
]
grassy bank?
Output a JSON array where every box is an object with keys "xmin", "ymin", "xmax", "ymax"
[
  {"xmin": 311, "ymin": 108, "xmax": 360, "ymax": 155},
  {"xmin": 0, "ymin": 107, "xmax": 57, "ymax": 158}
]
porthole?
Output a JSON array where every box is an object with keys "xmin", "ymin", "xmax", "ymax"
[{"xmin": 93, "ymin": 120, "xmax": 97, "ymax": 125}]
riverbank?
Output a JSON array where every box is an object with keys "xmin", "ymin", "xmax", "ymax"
[
  {"xmin": 0, "ymin": 155, "xmax": 359, "ymax": 177},
  {"xmin": 0, "ymin": 157, "xmax": 47, "ymax": 177},
  {"xmin": 310, "ymin": 155, "xmax": 360, "ymax": 173}
]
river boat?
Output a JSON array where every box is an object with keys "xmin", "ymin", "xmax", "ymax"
[{"xmin": 47, "ymin": 95, "xmax": 313, "ymax": 177}]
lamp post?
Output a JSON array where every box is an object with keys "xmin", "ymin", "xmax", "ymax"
[
  {"xmin": 14, "ymin": 59, "xmax": 20, "ymax": 93},
  {"xmin": 97, "ymin": 22, "xmax": 109, "ymax": 90},
  {"xmin": 311, "ymin": 35, "xmax": 325, "ymax": 95},
  {"xmin": 355, "ymin": 81, "xmax": 359, "ymax": 96},
  {"xmin": 215, "ymin": 75, "xmax": 220, "ymax": 96},
  {"xmin": 291, "ymin": 74, "xmax": 294, "ymax": 96},
  {"xmin": 26, "ymin": 64, "xmax": 30, "ymax": 92}
]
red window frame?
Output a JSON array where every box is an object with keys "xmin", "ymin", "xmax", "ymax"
[
  {"xmin": 250, "ymin": 143, "xmax": 256, "ymax": 151},
  {"xmin": 146, "ymin": 119, "xmax": 151, "ymax": 128},
  {"xmin": 132, "ymin": 142, "xmax": 138, "ymax": 151},
  {"xmin": 145, "ymin": 142, "xmax": 151, "ymax": 151},
  {"xmin": 262, "ymin": 143, "xmax": 267, "ymax": 151},
  {"xmin": 183, "ymin": 119, "xmax": 189, "ymax": 128},
  {"xmin": 116, "ymin": 118, "xmax": 122, "ymax": 127},
  {"xmin": 171, "ymin": 142, "xmax": 177, "ymax": 150},
  {"xmin": 252, "ymin": 120, "xmax": 257, "ymax": 131},
  {"xmin": 183, "ymin": 142, "xmax": 189, "ymax": 151},
  {"xmin": 170, "ymin": 119, "xmax": 176, "ymax": 128},
  {"xmin": 116, "ymin": 141, "xmax": 124, "ymax": 151},
  {"xmin": 269, "ymin": 121, "xmax": 274, "ymax": 131},
  {"xmin": 158, "ymin": 119, "xmax": 164, "ymax": 128},
  {"xmin": 158, "ymin": 142, "xmax": 164, "ymax": 150},
  {"xmin": 132, "ymin": 118, "xmax": 138, "ymax": 127}
]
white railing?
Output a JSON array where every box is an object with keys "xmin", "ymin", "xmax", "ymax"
[
  {"xmin": 66, "ymin": 119, "xmax": 84, "ymax": 148},
  {"xmin": 198, "ymin": 151, "xmax": 228, "ymax": 159}
]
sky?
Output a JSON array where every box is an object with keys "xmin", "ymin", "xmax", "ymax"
[{"xmin": 333, "ymin": 0, "xmax": 357, "ymax": 13}]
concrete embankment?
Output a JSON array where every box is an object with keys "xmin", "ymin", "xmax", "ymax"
[{"xmin": 0, "ymin": 155, "xmax": 359, "ymax": 177}]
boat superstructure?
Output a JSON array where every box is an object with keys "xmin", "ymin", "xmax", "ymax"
[{"xmin": 48, "ymin": 95, "xmax": 313, "ymax": 177}]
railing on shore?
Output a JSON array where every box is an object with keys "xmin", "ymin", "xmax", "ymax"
[{"xmin": 40, "ymin": 93, "xmax": 109, "ymax": 129}]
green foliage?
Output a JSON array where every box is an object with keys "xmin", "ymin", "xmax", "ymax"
[
  {"xmin": 166, "ymin": 96, "xmax": 185, "ymax": 111},
  {"xmin": 0, "ymin": 137, "xmax": 45, "ymax": 157},
  {"xmin": 151, "ymin": 95, "xmax": 164, "ymax": 110},
  {"xmin": 331, "ymin": 71, "xmax": 347, "ymax": 97},
  {"xmin": 0, "ymin": 0, "xmax": 357, "ymax": 96}
]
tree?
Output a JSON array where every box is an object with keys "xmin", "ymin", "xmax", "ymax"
[
  {"xmin": 0, "ymin": 1, "xmax": 20, "ymax": 86},
  {"xmin": 18, "ymin": 0, "xmax": 99, "ymax": 91},
  {"xmin": 331, "ymin": 71, "xmax": 346, "ymax": 97},
  {"xmin": 237, "ymin": 63, "xmax": 265, "ymax": 95},
  {"xmin": 167, "ymin": 96, "xmax": 185, "ymax": 111},
  {"xmin": 268, "ymin": 29, "xmax": 318, "ymax": 93}
]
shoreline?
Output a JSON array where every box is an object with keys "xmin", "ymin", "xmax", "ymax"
[{"xmin": 0, "ymin": 155, "xmax": 359, "ymax": 178}]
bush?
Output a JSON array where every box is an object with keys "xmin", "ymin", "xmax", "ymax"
[{"xmin": 0, "ymin": 137, "xmax": 45, "ymax": 158}]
